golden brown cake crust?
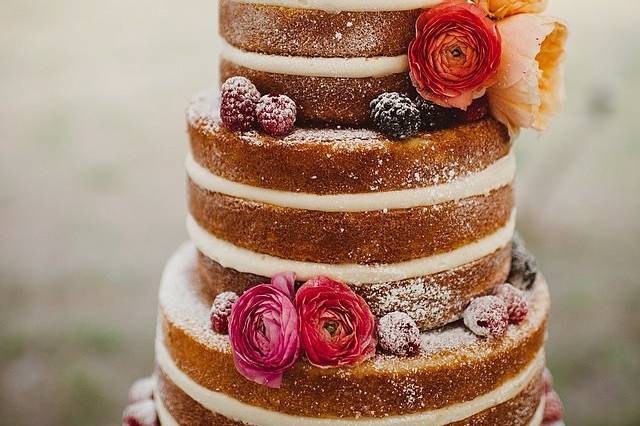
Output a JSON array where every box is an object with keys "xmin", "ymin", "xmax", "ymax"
[
  {"xmin": 157, "ymin": 245, "xmax": 549, "ymax": 419},
  {"xmin": 188, "ymin": 180, "xmax": 514, "ymax": 264},
  {"xmin": 156, "ymin": 367, "xmax": 543, "ymax": 426},
  {"xmin": 196, "ymin": 245, "xmax": 511, "ymax": 331},
  {"xmin": 219, "ymin": 1, "xmax": 420, "ymax": 57},
  {"xmin": 220, "ymin": 60, "xmax": 411, "ymax": 126},
  {"xmin": 188, "ymin": 94, "xmax": 512, "ymax": 195}
]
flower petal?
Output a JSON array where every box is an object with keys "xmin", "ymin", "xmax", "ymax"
[
  {"xmin": 477, "ymin": 0, "xmax": 548, "ymax": 19},
  {"xmin": 488, "ymin": 14, "xmax": 568, "ymax": 134}
]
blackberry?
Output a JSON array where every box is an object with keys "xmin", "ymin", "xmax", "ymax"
[
  {"xmin": 508, "ymin": 233, "xmax": 538, "ymax": 290},
  {"xmin": 414, "ymin": 97, "xmax": 456, "ymax": 132},
  {"xmin": 370, "ymin": 92, "xmax": 422, "ymax": 139}
]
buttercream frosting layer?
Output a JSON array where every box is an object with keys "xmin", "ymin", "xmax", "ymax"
[
  {"xmin": 187, "ymin": 211, "xmax": 515, "ymax": 284},
  {"xmin": 220, "ymin": 1, "xmax": 421, "ymax": 57},
  {"xmin": 188, "ymin": 92, "xmax": 512, "ymax": 194},
  {"xmin": 188, "ymin": 179, "xmax": 514, "ymax": 263},
  {"xmin": 154, "ymin": 359, "xmax": 544, "ymax": 426},
  {"xmin": 157, "ymin": 242, "xmax": 549, "ymax": 419}
]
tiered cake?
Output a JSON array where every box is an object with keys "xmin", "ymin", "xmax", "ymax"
[{"xmin": 124, "ymin": 1, "xmax": 568, "ymax": 425}]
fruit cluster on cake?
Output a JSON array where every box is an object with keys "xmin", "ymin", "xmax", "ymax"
[{"xmin": 123, "ymin": 1, "xmax": 569, "ymax": 425}]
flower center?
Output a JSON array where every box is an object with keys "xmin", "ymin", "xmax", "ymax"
[
  {"xmin": 324, "ymin": 321, "xmax": 339, "ymax": 337},
  {"xmin": 450, "ymin": 46, "xmax": 463, "ymax": 58}
]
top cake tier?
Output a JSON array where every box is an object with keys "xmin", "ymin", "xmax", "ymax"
[{"xmin": 219, "ymin": 0, "xmax": 438, "ymax": 126}]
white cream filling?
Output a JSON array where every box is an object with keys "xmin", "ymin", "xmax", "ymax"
[
  {"xmin": 220, "ymin": 40, "xmax": 407, "ymax": 78},
  {"xmin": 529, "ymin": 396, "xmax": 545, "ymax": 426},
  {"xmin": 155, "ymin": 393, "xmax": 179, "ymax": 426},
  {"xmin": 186, "ymin": 150, "xmax": 516, "ymax": 212},
  {"xmin": 156, "ymin": 339, "xmax": 543, "ymax": 426},
  {"xmin": 230, "ymin": 0, "xmax": 444, "ymax": 12},
  {"xmin": 186, "ymin": 211, "xmax": 515, "ymax": 284}
]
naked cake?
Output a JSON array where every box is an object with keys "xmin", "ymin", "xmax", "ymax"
[{"xmin": 123, "ymin": 1, "xmax": 569, "ymax": 425}]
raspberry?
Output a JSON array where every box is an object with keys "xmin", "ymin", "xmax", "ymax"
[
  {"xmin": 414, "ymin": 97, "xmax": 456, "ymax": 132},
  {"xmin": 458, "ymin": 97, "xmax": 490, "ymax": 122},
  {"xmin": 210, "ymin": 291, "xmax": 239, "ymax": 334},
  {"xmin": 370, "ymin": 92, "xmax": 422, "ymax": 139},
  {"xmin": 378, "ymin": 312, "xmax": 421, "ymax": 357},
  {"xmin": 543, "ymin": 368, "xmax": 554, "ymax": 394},
  {"xmin": 128, "ymin": 377, "xmax": 154, "ymax": 403},
  {"xmin": 463, "ymin": 296, "xmax": 509, "ymax": 337},
  {"xmin": 494, "ymin": 283, "xmax": 528, "ymax": 324},
  {"xmin": 543, "ymin": 390, "xmax": 564, "ymax": 422},
  {"xmin": 220, "ymin": 76, "xmax": 260, "ymax": 131},
  {"xmin": 256, "ymin": 94, "xmax": 297, "ymax": 136},
  {"xmin": 509, "ymin": 234, "xmax": 539, "ymax": 290},
  {"xmin": 122, "ymin": 399, "xmax": 158, "ymax": 426}
]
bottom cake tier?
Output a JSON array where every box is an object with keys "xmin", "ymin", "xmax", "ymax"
[{"xmin": 154, "ymin": 243, "xmax": 551, "ymax": 426}]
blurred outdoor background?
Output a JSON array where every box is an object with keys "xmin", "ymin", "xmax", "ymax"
[{"xmin": 1, "ymin": 0, "xmax": 639, "ymax": 425}]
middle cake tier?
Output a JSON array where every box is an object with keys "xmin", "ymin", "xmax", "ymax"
[{"xmin": 186, "ymin": 93, "xmax": 514, "ymax": 331}]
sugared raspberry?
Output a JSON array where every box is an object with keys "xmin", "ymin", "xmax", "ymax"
[
  {"xmin": 463, "ymin": 296, "xmax": 509, "ymax": 337},
  {"xmin": 210, "ymin": 291, "xmax": 239, "ymax": 334},
  {"xmin": 494, "ymin": 283, "xmax": 528, "ymax": 324},
  {"xmin": 122, "ymin": 399, "xmax": 158, "ymax": 426},
  {"xmin": 220, "ymin": 76, "xmax": 260, "ymax": 131},
  {"xmin": 458, "ymin": 97, "xmax": 489, "ymax": 122},
  {"xmin": 509, "ymin": 234, "xmax": 539, "ymax": 290},
  {"xmin": 543, "ymin": 368, "xmax": 554, "ymax": 394},
  {"xmin": 256, "ymin": 94, "xmax": 297, "ymax": 136},
  {"xmin": 543, "ymin": 390, "xmax": 564, "ymax": 422},
  {"xmin": 378, "ymin": 312, "xmax": 421, "ymax": 357},
  {"xmin": 370, "ymin": 92, "xmax": 422, "ymax": 139},
  {"xmin": 128, "ymin": 377, "xmax": 154, "ymax": 403}
]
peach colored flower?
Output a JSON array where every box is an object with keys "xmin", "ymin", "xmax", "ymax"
[
  {"xmin": 487, "ymin": 14, "xmax": 568, "ymax": 134},
  {"xmin": 477, "ymin": 0, "xmax": 548, "ymax": 19}
]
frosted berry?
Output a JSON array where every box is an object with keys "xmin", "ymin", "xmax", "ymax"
[
  {"xmin": 509, "ymin": 234, "xmax": 539, "ymax": 290},
  {"xmin": 122, "ymin": 399, "xmax": 158, "ymax": 426},
  {"xmin": 494, "ymin": 284, "xmax": 528, "ymax": 324},
  {"xmin": 210, "ymin": 291, "xmax": 239, "ymax": 334},
  {"xmin": 458, "ymin": 97, "xmax": 490, "ymax": 122},
  {"xmin": 378, "ymin": 312, "xmax": 421, "ymax": 357},
  {"xmin": 256, "ymin": 94, "xmax": 297, "ymax": 136},
  {"xmin": 463, "ymin": 296, "xmax": 509, "ymax": 337},
  {"xmin": 414, "ymin": 97, "xmax": 455, "ymax": 132},
  {"xmin": 220, "ymin": 76, "xmax": 260, "ymax": 131},
  {"xmin": 370, "ymin": 93, "xmax": 422, "ymax": 139},
  {"xmin": 543, "ymin": 368, "xmax": 554, "ymax": 394},
  {"xmin": 543, "ymin": 390, "xmax": 564, "ymax": 422},
  {"xmin": 128, "ymin": 377, "xmax": 154, "ymax": 403}
]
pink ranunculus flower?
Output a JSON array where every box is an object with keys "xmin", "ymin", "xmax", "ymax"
[
  {"xmin": 228, "ymin": 272, "xmax": 301, "ymax": 388},
  {"xmin": 296, "ymin": 277, "xmax": 376, "ymax": 368},
  {"xmin": 408, "ymin": 1, "xmax": 502, "ymax": 110},
  {"xmin": 487, "ymin": 14, "xmax": 568, "ymax": 134}
]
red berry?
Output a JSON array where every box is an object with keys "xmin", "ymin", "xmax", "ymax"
[
  {"xmin": 543, "ymin": 390, "xmax": 564, "ymax": 422},
  {"xmin": 210, "ymin": 291, "xmax": 239, "ymax": 334},
  {"xmin": 256, "ymin": 94, "xmax": 297, "ymax": 136},
  {"xmin": 463, "ymin": 296, "xmax": 509, "ymax": 337},
  {"xmin": 494, "ymin": 283, "xmax": 528, "ymax": 324},
  {"xmin": 220, "ymin": 76, "xmax": 260, "ymax": 131},
  {"xmin": 128, "ymin": 377, "xmax": 154, "ymax": 403},
  {"xmin": 122, "ymin": 399, "xmax": 158, "ymax": 426},
  {"xmin": 378, "ymin": 312, "xmax": 421, "ymax": 357},
  {"xmin": 459, "ymin": 97, "xmax": 489, "ymax": 122}
]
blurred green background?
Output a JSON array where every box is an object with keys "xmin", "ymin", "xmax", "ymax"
[{"xmin": 1, "ymin": 0, "xmax": 639, "ymax": 425}]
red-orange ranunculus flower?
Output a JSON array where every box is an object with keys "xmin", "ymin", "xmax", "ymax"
[{"xmin": 409, "ymin": 1, "xmax": 502, "ymax": 110}]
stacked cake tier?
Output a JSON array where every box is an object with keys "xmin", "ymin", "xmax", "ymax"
[
  {"xmin": 155, "ymin": 243, "xmax": 549, "ymax": 426},
  {"xmin": 218, "ymin": 0, "xmax": 444, "ymax": 126},
  {"xmin": 186, "ymin": 94, "xmax": 515, "ymax": 331}
]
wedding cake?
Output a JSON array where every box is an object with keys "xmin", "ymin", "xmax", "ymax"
[{"xmin": 123, "ymin": 1, "xmax": 568, "ymax": 425}]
